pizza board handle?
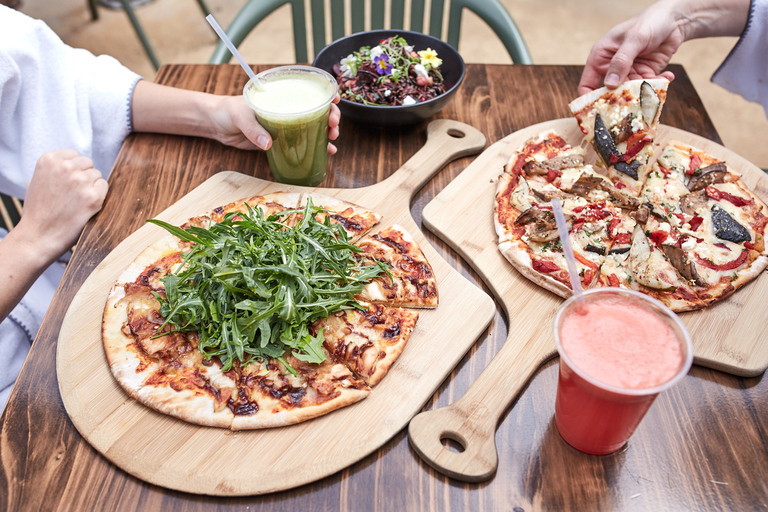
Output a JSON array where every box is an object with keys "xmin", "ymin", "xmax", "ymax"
[
  {"xmin": 384, "ymin": 119, "xmax": 487, "ymax": 194},
  {"xmin": 408, "ymin": 333, "xmax": 556, "ymax": 482}
]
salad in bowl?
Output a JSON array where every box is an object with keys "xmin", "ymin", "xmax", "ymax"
[{"xmin": 333, "ymin": 36, "xmax": 447, "ymax": 106}]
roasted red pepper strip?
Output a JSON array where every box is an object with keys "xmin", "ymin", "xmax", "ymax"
[
  {"xmin": 705, "ymin": 186, "xmax": 752, "ymax": 207},
  {"xmin": 687, "ymin": 154, "xmax": 702, "ymax": 175},
  {"xmin": 583, "ymin": 269, "xmax": 595, "ymax": 286},
  {"xmin": 609, "ymin": 137, "xmax": 652, "ymax": 164},
  {"xmin": 607, "ymin": 217, "xmax": 622, "ymax": 237},
  {"xmin": 694, "ymin": 250, "xmax": 749, "ymax": 271},
  {"xmin": 689, "ymin": 215, "xmax": 704, "ymax": 231},
  {"xmin": 546, "ymin": 168, "xmax": 562, "ymax": 182},
  {"xmin": 613, "ymin": 232, "xmax": 631, "ymax": 245},
  {"xmin": 608, "ymin": 273, "xmax": 620, "ymax": 288},
  {"xmin": 649, "ymin": 230, "xmax": 668, "ymax": 245},
  {"xmin": 533, "ymin": 259, "xmax": 560, "ymax": 273},
  {"xmin": 574, "ymin": 251, "xmax": 599, "ymax": 270}
]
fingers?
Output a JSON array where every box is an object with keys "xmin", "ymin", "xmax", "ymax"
[
  {"xmin": 579, "ymin": 51, "xmax": 610, "ymax": 95},
  {"xmin": 660, "ymin": 70, "xmax": 675, "ymax": 82},
  {"xmin": 327, "ymin": 142, "xmax": 337, "ymax": 155},
  {"xmin": 604, "ymin": 34, "xmax": 646, "ymax": 88},
  {"xmin": 239, "ymin": 109, "xmax": 272, "ymax": 150}
]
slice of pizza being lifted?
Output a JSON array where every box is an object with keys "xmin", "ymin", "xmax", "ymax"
[{"xmin": 569, "ymin": 78, "xmax": 669, "ymax": 196}]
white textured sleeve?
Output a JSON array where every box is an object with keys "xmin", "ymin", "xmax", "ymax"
[
  {"xmin": 0, "ymin": 6, "xmax": 141, "ymax": 199},
  {"xmin": 711, "ymin": 0, "xmax": 768, "ymax": 117}
]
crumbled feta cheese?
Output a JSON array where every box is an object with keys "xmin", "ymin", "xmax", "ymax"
[
  {"xmin": 413, "ymin": 64, "xmax": 429, "ymax": 79},
  {"xmin": 533, "ymin": 153, "xmax": 547, "ymax": 162},
  {"xmin": 658, "ymin": 222, "xmax": 671, "ymax": 233},
  {"xmin": 370, "ymin": 46, "xmax": 384, "ymax": 59},
  {"xmin": 682, "ymin": 238, "xmax": 696, "ymax": 250},
  {"xmin": 604, "ymin": 105, "xmax": 630, "ymax": 127},
  {"xmin": 403, "ymin": 96, "xmax": 417, "ymax": 105},
  {"xmin": 631, "ymin": 115, "xmax": 645, "ymax": 132},
  {"xmin": 384, "ymin": 89, "xmax": 391, "ymax": 97}
]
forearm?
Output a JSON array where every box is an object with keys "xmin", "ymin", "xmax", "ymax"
[
  {"xmin": 130, "ymin": 80, "xmax": 221, "ymax": 138},
  {"xmin": 668, "ymin": 0, "xmax": 751, "ymax": 40},
  {"xmin": 0, "ymin": 225, "xmax": 56, "ymax": 323}
]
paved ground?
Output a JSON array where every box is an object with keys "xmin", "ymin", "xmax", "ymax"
[{"xmin": 19, "ymin": 0, "xmax": 768, "ymax": 167}]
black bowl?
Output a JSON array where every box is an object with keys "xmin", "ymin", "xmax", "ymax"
[{"xmin": 312, "ymin": 30, "xmax": 465, "ymax": 127}]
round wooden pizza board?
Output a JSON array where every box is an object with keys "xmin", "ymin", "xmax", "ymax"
[
  {"xmin": 409, "ymin": 118, "xmax": 768, "ymax": 482},
  {"xmin": 56, "ymin": 120, "xmax": 497, "ymax": 496}
]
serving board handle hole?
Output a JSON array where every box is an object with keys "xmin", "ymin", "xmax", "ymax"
[{"xmin": 385, "ymin": 120, "xmax": 486, "ymax": 194}]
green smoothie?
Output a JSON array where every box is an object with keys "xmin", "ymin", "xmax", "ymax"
[{"xmin": 244, "ymin": 67, "xmax": 337, "ymax": 186}]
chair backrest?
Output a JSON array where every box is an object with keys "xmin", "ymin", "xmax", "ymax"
[
  {"xmin": 0, "ymin": 193, "xmax": 23, "ymax": 233},
  {"xmin": 210, "ymin": 0, "xmax": 532, "ymax": 65}
]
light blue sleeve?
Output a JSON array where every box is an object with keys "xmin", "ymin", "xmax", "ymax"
[
  {"xmin": 711, "ymin": 0, "xmax": 768, "ymax": 117},
  {"xmin": 0, "ymin": 5, "xmax": 142, "ymax": 199}
]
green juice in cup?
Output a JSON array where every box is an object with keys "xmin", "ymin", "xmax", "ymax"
[{"xmin": 244, "ymin": 66, "xmax": 338, "ymax": 186}]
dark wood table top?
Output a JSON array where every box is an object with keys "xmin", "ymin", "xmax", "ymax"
[{"xmin": 2, "ymin": 64, "xmax": 766, "ymax": 511}]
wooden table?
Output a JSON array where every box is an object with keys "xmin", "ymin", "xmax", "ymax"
[{"xmin": 2, "ymin": 64, "xmax": 767, "ymax": 511}]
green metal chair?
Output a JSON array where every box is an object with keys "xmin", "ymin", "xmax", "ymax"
[
  {"xmin": 0, "ymin": 193, "xmax": 22, "ymax": 234},
  {"xmin": 87, "ymin": 0, "xmax": 212, "ymax": 70},
  {"xmin": 209, "ymin": 0, "xmax": 532, "ymax": 65}
]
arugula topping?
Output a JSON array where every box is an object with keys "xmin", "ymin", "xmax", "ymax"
[{"xmin": 146, "ymin": 199, "xmax": 389, "ymax": 372}]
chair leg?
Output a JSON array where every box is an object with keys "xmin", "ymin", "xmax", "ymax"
[
  {"xmin": 196, "ymin": 0, "xmax": 211, "ymax": 17},
  {"xmin": 87, "ymin": 0, "xmax": 99, "ymax": 20},
  {"xmin": 119, "ymin": 0, "xmax": 161, "ymax": 70}
]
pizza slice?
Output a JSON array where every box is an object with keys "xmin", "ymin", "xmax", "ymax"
[
  {"xmin": 497, "ymin": 199, "xmax": 618, "ymax": 298},
  {"xmin": 495, "ymin": 130, "xmax": 641, "ymax": 246},
  {"xmin": 354, "ymin": 225, "xmax": 438, "ymax": 308},
  {"xmin": 643, "ymin": 140, "xmax": 741, "ymax": 207},
  {"xmin": 644, "ymin": 180, "xmax": 768, "ymax": 305},
  {"xmin": 569, "ymin": 78, "xmax": 669, "ymax": 196},
  {"xmin": 104, "ymin": 245, "xmax": 237, "ymax": 428},
  {"xmin": 229, "ymin": 348, "xmax": 371, "ymax": 430},
  {"xmin": 598, "ymin": 224, "xmax": 705, "ymax": 311},
  {"xmin": 299, "ymin": 193, "xmax": 382, "ymax": 241},
  {"xmin": 312, "ymin": 302, "xmax": 419, "ymax": 386}
]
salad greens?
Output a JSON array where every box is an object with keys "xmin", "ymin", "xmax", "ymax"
[
  {"xmin": 336, "ymin": 35, "xmax": 446, "ymax": 106},
  {"xmin": 146, "ymin": 199, "xmax": 389, "ymax": 372}
]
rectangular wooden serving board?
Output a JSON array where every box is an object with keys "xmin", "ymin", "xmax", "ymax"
[
  {"xmin": 55, "ymin": 120, "xmax": 496, "ymax": 496},
  {"xmin": 423, "ymin": 118, "xmax": 768, "ymax": 379}
]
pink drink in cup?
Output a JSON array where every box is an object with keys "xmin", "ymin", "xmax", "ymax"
[{"xmin": 553, "ymin": 288, "xmax": 693, "ymax": 455}]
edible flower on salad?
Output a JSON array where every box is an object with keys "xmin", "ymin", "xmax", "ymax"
[
  {"xmin": 333, "ymin": 35, "xmax": 446, "ymax": 106},
  {"xmin": 418, "ymin": 48, "xmax": 442, "ymax": 69}
]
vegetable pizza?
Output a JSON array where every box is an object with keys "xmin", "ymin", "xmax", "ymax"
[{"xmin": 494, "ymin": 79, "xmax": 768, "ymax": 311}]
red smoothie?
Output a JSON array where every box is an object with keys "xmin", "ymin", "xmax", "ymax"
[{"xmin": 554, "ymin": 289, "xmax": 691, "ymax": 455}]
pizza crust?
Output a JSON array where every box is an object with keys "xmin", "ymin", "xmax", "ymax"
[
  {"xmin": 567, "ymin": 78, "xmax": 669, "ymax": 118},
  {"xmin": 498, "ymin": 240, "xmax": 572, "ymax": 299},
  {"xmin": 230, "ymin": 385, "xmax": 370, "ymax": 430}
]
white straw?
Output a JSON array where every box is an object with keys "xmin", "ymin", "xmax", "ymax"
[
  {"xmin": 206, "ymin": 14, "xmax": 262, "ymax": 88},
  {"xmin": 551, "ymin": 198, "xmax": 585, "ymax": 305}
]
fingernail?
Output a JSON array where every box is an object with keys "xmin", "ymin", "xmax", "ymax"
[
  {"xmin": 605, "ymin": 73, "xmax": 620, "ymax": 87},
  {"xmin": 257, "ymin": 136, "xmax": 270, "ymax": 150}
]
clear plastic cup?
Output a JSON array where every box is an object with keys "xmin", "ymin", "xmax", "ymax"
[
  {"xmin": 243, "ymin": 65, "xmax": 338, "ymax": 187},
  {"xmin": 553, "ymin": 288, "xmax": 693, "ymax": 455}
]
